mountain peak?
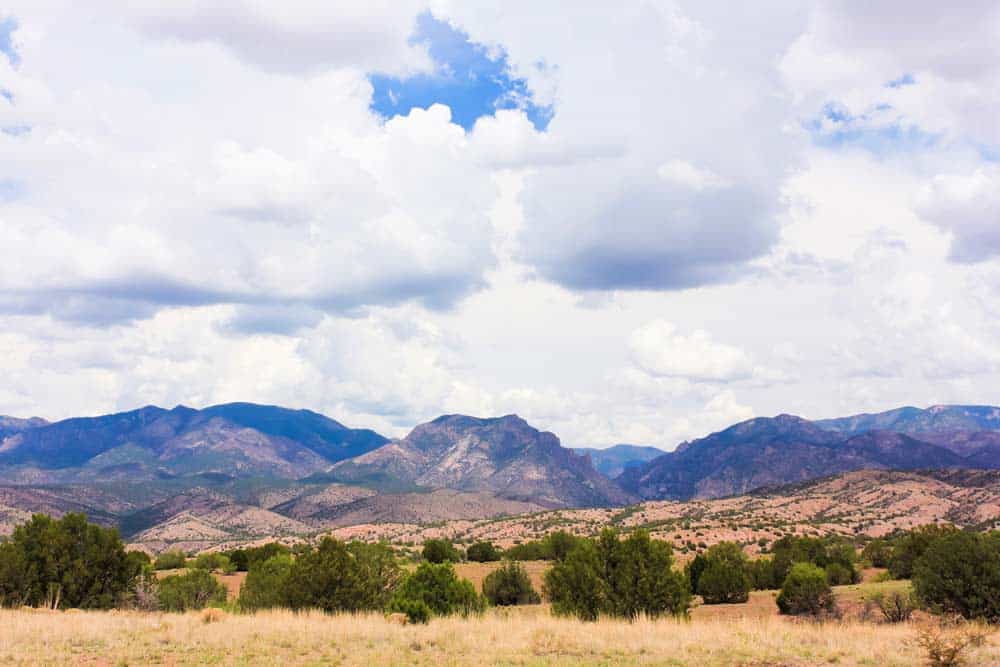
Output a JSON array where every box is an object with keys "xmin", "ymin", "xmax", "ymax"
[{"xmin": 334, "ymin": 413, "xmax": 634, "ymax": 508}]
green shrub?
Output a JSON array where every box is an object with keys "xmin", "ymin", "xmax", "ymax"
[
  {"xmin": 504, "ymin": 531, "xmax": 587, "ymax": 562},
  {"xmin": 696, "ymin": 542, "xmax": 751, "ymax": 604},
  {"xmin": 238, "ymin": 554, "xmax": 293, "ymax": 612},
  {"xmin": 154, "ymin": 550, "xmax": 188, "ymax": 570},
  {"xmin": 157, "ymin": 569, "xmax": 227, "ymax": 612},
  {"xmin": 889, "ymin": 524, "xmax": 960, "ymax": 580},
  {"xmin": 825, "ymin": 562, "xmax": 854, "ymax": 586},
  {"xmin": 912, "ymin": 530, "xmax": 1000, "ymax": 622},
  {"xmin": 228, "ymin": 543, "xmax": 291, "ymax": 572},
  {"xmin": 284, "ymin": 538, "xmax": 402, "ymax": 613},
  {"xmin": 870, "ymin": 590, "xmax": 916, "ymax": 623},
  {"xmin": 466, "ymin": 541, "xmax": 502, "ymax": 562},
  {"xmin": 390, "ymin": 597, "xmax": 431, "ymax": 624},
  {"xmin": 422, "ymin": 539, "xmax": 461, "ymax": 564},
  {"xmin": 391, "ymin": 562, "xmax": 484, "ymax": 618},
  {"xmin": 685, "ymin": 554, "xmax": 708, "ymax": 594},
  {"xmin": 0, "ymin": 513, "xmax": 142, "ymax": 609},
  {"xmin": 504, "ymin": 541, "xmax": 545, "ymax": 561},
  {"xmin": 544, "ymin": 529, "xmax": 689, "ymax": 621},
  {"xmin": 191, "ymin": 552, "xmax": 236, "ymax": 574},
  {"xmin": 482, "ymin": 561, "xmax": 540, "ymax": 606},
  {"xmin": 776, "ymin": 563, "xmax": 836, "ymax": 616},
  {"xmin": 861, "ymin": 538, "xmax": 892, "ymax": 568},
  {"xmin": 747, "ymin": 557, "xmax": 779, "ymax": 590}
]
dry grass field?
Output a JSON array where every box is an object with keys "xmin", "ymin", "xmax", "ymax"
[{"xmin": 1, "ymin": 606, "xmax": 998, "ymax": 666}]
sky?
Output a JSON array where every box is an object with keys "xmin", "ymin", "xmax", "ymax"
[{"xmin": 0, "ymin": 2, "xmax": 998, "ymax": 449}]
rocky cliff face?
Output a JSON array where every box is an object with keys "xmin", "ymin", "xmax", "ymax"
[{"xmin": 334, "ymin": 414, "xmax": 636, "ymax": 508}]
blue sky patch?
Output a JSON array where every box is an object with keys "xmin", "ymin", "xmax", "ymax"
[
  {"xmin": 885, "ymin": 73, "xmax": 916, "ymax": 88},
  {"xmin": 0, "ymin": 179, "xmax": 24, "ymax": 202},
  {"xmin": 805, "ymin": 101, "xmax": 939, "ymax": 154},
  {"xmin": 369, "ymin": 13, "xmax": 552, "ymax": 131},
  {"xmin": 0, "ymin": 17, "xmax": 19, "ymax": 66}
]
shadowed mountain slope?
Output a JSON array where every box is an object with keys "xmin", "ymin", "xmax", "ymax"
[
  {"xmin": 0, "ymin": 403, "xmax": 387, "ymax": 478},
  {"xmin": 618, "ymin": 414, "xmax": 979, "ymax": 501}
]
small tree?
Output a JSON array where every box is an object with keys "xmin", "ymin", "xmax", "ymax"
[
  {"xmin": 154, "ymin": 550, "xmax": 188, "ymax": 570},
  {"xmin": 482, "ymin": 561, "xmax": 540, "ymax": 606},
  {"xmin": 696, "ymin": 542, "xmax": 751, "ymax": 604},
  {"xmin": 238, "ymin": 554, "xmax": 293, "ymax": 612},
  {"xmin": 747, "ymin": 557, "xmax": 779, "ymax": 590},
  {"xmin": 685, "ymin": 553, "xmax": 708, "ymax": 594},
  {"xmin": 422, "ymin": 539, "xmax": 461, "ymax": 564},
  {"xmin": 776, "ymin": 562, "xmax": 836, "ymax": 616},
  {"xmin": 157, "ymin": 569, "xmax": 227, "ymax": 612},
  {"xmin": 862, "ymin": 538, "xmax": 892, "ymax": 568},
  {"xmin": 825, "ymin": 562, "xmax": 854, "ymax": 586},
  {"xmin": 870, "ymin": 590, "xmax": 916, "ymax": 623},
  {"xmin": 543, "ymin": 539, "xmax": 605, "ymax": 621},
  {"xmin": 390, "ymin": 562, "xmax": 484, "ymax": 617},
  {"xmin": 466, "ymin": 541, "xmax": 502, "ymax": 562},
  {"xmin": 912, "ymin": 530, "xmax": 1000, "ymax": 622}
]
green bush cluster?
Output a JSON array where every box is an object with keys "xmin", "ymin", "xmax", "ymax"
[
  {"xmin": 0, "ymin": 513, "xmax": 145, "ymax": 609},
  {"xmin": 191, "ymin": 551, "xmax": 236, "ymax": 574},
  {"xmin": 153, "ymin": 549, "xmax": 188, "ymax": 570},
  {"xmin": 687, "ymin": 542, "xmax": 751, "ymax": 604},
  {"xmin": 223, "ymin": 543, "xmax": 291, "ymax": 572},
  {"xmin": 158, "ymin": 568, "xmax": 228, "ymax": 612},
  {"xmin": 749, "ymin": 535, "xmax": 859, "ymax": 589},
  {"xmin": 543, "ymin": 529, "xmax": 690, "ymax": 621},
  {"xmin": 887, "ymin": 524, "xmax": 960, "ymax": 580},
  {"xmin": 504, "ymin": 531, "xmax": 587, "ymax": 561},
  {"xmin": 912, "ymin": 530, "xmax": 1000, "ymax": 623}
]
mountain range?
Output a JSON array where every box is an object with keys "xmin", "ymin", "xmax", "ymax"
[{"xmin": 1, "ymin": 401, "xmax": 999, "ymax": 551}]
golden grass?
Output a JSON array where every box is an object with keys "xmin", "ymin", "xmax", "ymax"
[{"xmin": 1, "ymin": 607, "xmax": 998, "ymax": 666}]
